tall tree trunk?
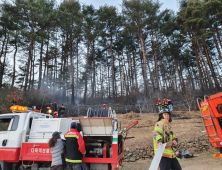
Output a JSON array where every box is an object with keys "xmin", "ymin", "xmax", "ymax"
[
  {"xmin": 199, "ymin": 53, "xmax": 209, "ymax": 89},
  {"xmin": 110, "ymin": 35, "xmax": 115, "ymax": 98},
  {"xmin": 138, "ymin": 34, "xmax": 148, "ymax": 95},
  {"xmin": 76, "ymin": 39, "xmax": 79, "ymax": 98},
  {"xmin": 0, "ymin": 34, "xmax": 9, "ymax": 88},
  {"xmin": 123, "ymin": 59, "xmax": 129, "ymax": 96},
  {"xmin": 38, "ymin": 41, "xmax": 44, "ymax": 89},
  {"xmin": 84, "ymin": 39, "xmax": 90, "ymax": 104},
  {"xmin": 126, "ymin": 48, "xmax": 131, "ymax": 89},
  {"xmin": 0, "ymin": 30, "xmax": 6, "ymax": 60},
  {"xmin": 70, "ymin": 38, "xmax": 75, "ymax": 104},
  {"xmin": 32, "ymin": 42, "xmax": 35, "ymax": 88},
  {"xmin": 213, "ymin": 35, "xmax": 222, "ymax": 61},
  {"xmin": 172, "ymin": 55, "xmax": 183, "ymax": 91},
  {"xmin": 117, "ymin": 48, "xmax": 123, "ymax": 96},
  {"xmin": 11, "ymin": 41, "xmax": 17, "ymax": 88},
  {"xmin": 151, "ymin": 33, "xmax": 159, "ymax": 90},
  {"xmin": 215, "ymin": 25, "xmax": 222, "ymax": 49},
  {"xmin": 0, "ymin": 30, "xmax": 7, "ymax": 87},
  {"xmin": 132, "ymin": 51, "xmax": 138, "ymax": 90},
  {"xmin": 62, "ymin": 34, "xmax": 68, "ymax": 102},
  {"xmin": 203, "ymin": 40, "xmax": 219, "ymax": 90},
  {"xmin": 43, "ymin": 38, "xmax": 49, "ymax": 89},
  {"xmin": 24, "ymin": 40, "xmax": 33, "ymax": 91},
  {"xmin": 196, "ymin": 40, "xmax": 212, "ymax": 88},
  {"xmin": 159, "ymin": 55, "xmax": 167, "ymax": 90},
  {"xmin": 91, "ymin": 40, "xmax": 96, "ymax": 98},
  {"xmin": 193, "ymin": 43, "xmax": 204, "ymax": 91},
  {"xmin": 139, "ymin": 49, "xmax": 146, "ymax": 92}
]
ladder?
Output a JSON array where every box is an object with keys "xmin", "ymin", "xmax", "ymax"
[
  {"xmin": 202, "ymin": 107, "xmax": 221, "ymax": 140},
  {"xmin": 197, "ymin": 97, "xmax": 221, "ymax": 140}
]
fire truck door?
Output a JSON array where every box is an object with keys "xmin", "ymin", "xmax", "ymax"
[{"xmin": 0, "ymin": 116, "xmax": 14, "ymax": 159}]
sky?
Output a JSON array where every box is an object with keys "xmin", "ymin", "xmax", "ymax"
[{"xmin": 77, "ymin": 0, "xmax": 179, "ymax": 12}]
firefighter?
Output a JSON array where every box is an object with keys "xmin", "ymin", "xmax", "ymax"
[
  {"xmin": 162, "ymin": 98, "xmax": 168, "ymax": 108},
  {"xmin": 58, "ymin": 104, "xmax": 65, "ymax": 117},
  {"xmin": 156, "ymin": 98, "xmax": 162, "ymax": 113},
  {"xmin": 167, "ymin": 98, "xmax": 173, "ymax": 112},
  {"xmin": 54, "ymin": 111, "xmax": 58, "ymax": 118},
  {"xmin": 46, "ymin": 105, "xmax": 52, "ymax": 115},
  {"xmin": 65, "ymin": 122, "xmax": 86, "ymax": 170},
  {"xmin": 53, "ymin": 101, "xmax": 58, "ymax": 111},
  {"xmin": 102, "ymin": 104, "xmax": 108, "ymax": 109},
  {"xmin": 153, "ymin": 108, "xmax": 181, "ymax": 170},
  {"xmin": 12, "ymin": 98, "xmax": 18, "ymax": 105}
]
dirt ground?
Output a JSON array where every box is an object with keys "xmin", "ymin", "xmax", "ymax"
[
  {"xmin": 121, "ymin": 152, "xmax": 222, "ymax": 170},
  {"xmin": 116, "ymin": 111, "xmax": 222, "ymax": 170}
]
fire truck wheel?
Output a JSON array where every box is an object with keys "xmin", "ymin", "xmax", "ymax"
[{"xmin": 0, "ymin": 161, "xmax": 10, "ymax": 170}]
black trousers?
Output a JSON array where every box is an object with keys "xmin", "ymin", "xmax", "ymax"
[{"xmin": 159, "ymin": 157, "xmax": 182, "ymax": 170}]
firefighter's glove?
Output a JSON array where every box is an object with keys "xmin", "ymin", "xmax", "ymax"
[
  {"xmin": 173, "ymin": 138, "xmax": 178, "ymax": 143},
  {"xmin": 158, "ymin": 140, "xmax": 163, "ymax": 146},
  {"xmin": 172, "ymin": 140, "xmax": 178, "ymax": 146}
]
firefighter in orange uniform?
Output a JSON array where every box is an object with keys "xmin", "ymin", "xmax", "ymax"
[
  {"xmin": 156, "ymin": 98, "xmax": 162, "ymax": 113},
  {"xmin": 162, "ymin": 98, "xmax": 168, "ymax": 108},
  {"xmin": 53, "ymin": 101, "xmax": 58, "ymax": 111},
  {"xmin": 102, "ymin": 104, "xmax": 108, "ymax": 109},
  {"xmin": 65, "ymin": 122, "xmax": 86, "ymax": 170},
  {"xmin": 12, "ymin": 98, "xmax": 18, "ymax": 105},
  {"xmin": 58, "ymin": 104, "xmax": 65, "ymax": 117},
  {"xmin": 54, "ymin": 111, "xmax": 58, "ymax": 118}
]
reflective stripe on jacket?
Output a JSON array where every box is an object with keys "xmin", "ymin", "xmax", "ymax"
[
  {"xmin": 65, "ymin": 129, "xmax": 86, "ymax": 163},
  {"xmin": 156, "ymin": 101, "xmax": 162, "ymax": 107},
  {"xmin": 60, "ymin": 106, "xmax": 65, "ymax": 112},
  {"xmin": 153, "ymin": 119, "xmax": 177, "ymax": 158},
  {"xmin": 162, "ymin": 101, "xmax": 168, "ymax": 107}
]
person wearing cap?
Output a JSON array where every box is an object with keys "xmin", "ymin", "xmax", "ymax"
[
  {"xmin": 153, "ymin": 108, "xmax": 181, "ymax": 170},
  {"xmin": 65, "ymin": 122, "xmax": 86, "ymax": 170},
  {"xmin": 48, "ymin": 131, "xmax": 65, "ymax": 170},
  {"xmin": 102, "ymin": 104, "xmax": 108, "ymax": 109}
]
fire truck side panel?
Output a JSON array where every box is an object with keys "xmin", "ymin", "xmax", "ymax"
[
  {"xmin": 0, "ymin": 148, "xmax": 20, "ymax": 162},
  {"xmin": 20, "ymin": 143, "xmax": 52, "ymax": 161}
]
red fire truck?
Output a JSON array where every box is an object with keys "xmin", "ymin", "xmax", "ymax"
[
  {"xmin": 0, "ymin": 106, "xmax": 138, "ymax": 170},
  {"xmin": 197, "ymin": 92, "xmax": 222, "ymax": 157}
]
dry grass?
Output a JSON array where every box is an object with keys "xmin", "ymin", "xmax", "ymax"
[
  {"xmin": 117, "ymin": 111, "xmax": 207, "ymax": 148},
  {"xmin": 119, "ymin": 111, "xmax": 221, "ymax": 170}
]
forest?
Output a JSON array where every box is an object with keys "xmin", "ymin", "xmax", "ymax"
[{"xmin": 0, "ymin": 0, "xmax": 222, "ymax": 111}]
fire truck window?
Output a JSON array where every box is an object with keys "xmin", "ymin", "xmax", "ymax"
[
  {"xmin": 11, "ymin": 115, "xmax": 20, "ymax": 131},
  {"xmin": 0, "ymin": 118, "xmax": 11, "ymax": 131}
]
